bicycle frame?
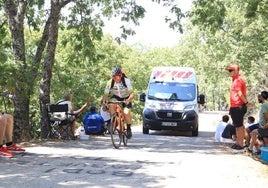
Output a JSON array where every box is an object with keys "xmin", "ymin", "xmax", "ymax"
[{"xmin": 108, "ymin": 101, "xmax": 128, "ymax": 149}]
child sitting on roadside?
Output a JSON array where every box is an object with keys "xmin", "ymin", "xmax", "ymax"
[
  {"xmin": 215, "ymin": 115, "xmax": 229, "ymax": 142},
  {"xmin": 244, "ymin": 116, "xmax": 259, "ymax": 146}
]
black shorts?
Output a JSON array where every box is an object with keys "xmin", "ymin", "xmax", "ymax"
[
  {"xmin": 111, "ymin": 95, "xmax": 132, "ymax": 108},
  {"xmin": 221, "ymin": 124, "xmax": 236, "ymax": 139},
  {"xmin": 229, "ymin": 104, "xmax": 247, "ymax": 128},
  {"xmin": 258, "ymin": 128, "xmax": 268, "ymax": 138}
]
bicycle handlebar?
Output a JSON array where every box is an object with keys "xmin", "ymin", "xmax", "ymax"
[{"xmin": 107, "ymin": 101, "xmax": 125, "ymax": 104}]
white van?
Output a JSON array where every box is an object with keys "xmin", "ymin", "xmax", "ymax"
[{"xmin": 140, "ymin": 66, "xmax": 205, "ymax": 136}]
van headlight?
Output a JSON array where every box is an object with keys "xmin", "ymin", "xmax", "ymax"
[
  {"xmin": 184, "ymin": 104, "xmax": 196, "ymax": 111},
  {"xmin": 145, "ymin": 102, "xmax": 158, "ymax": 111},
  {"xmin": 146, "ymin": 104, "xmax": 158, "ymax": 111}
]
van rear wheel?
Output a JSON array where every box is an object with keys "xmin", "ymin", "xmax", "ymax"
[{"xmin": 143, "ymin": 125, "xmax": 149, "ymax": 134}]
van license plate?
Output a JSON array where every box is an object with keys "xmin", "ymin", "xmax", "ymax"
[{"xmin": 162, "ymin": 122, "xmax": 177, "ymax": 126}]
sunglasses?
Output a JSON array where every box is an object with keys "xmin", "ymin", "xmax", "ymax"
[
  {"xmin": 228, "ymin": 70, "xmax": 234, "ymax": 73},
  {"xmin": 113, "ymin": 74, "xmax": 121, "ymax": 78}
]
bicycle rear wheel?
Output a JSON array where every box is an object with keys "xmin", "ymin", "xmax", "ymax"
[
  {"xmin": 110, "ymin": 115, "xmax": 122, "ymax": 149},
  {"xmin": 123, "ymin": 132, "xmax": 128, "ymax": 146}
]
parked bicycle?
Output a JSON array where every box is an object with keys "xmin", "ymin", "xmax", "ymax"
[{"xmin": 108, "ymin": 101, "xmax": 128, "ymax": 149}]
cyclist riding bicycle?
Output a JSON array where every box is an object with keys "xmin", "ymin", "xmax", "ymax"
[{"xmin": 102, "ymin": 67, "xmax": 135, "ymax": 139}]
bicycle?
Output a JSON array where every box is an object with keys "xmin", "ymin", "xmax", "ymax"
[{"xmin": 107, "ymin": 101, "xmax": 128, "ymax": 149}]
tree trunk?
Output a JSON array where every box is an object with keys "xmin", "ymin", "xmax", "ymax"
[
  {"xmin": 40, "ymin": 1, "xmax": 63, "ymax": 139},
  {"xmin": 3, "ymin": 1, "xmax": 31, "ymax": 142},
  {"xmin": 13, "ymin": 91, "xmax": 30, "ymax": 142}
]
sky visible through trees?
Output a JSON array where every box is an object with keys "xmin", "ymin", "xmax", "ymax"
[{"xmin": 103, "ymin": 0, "xmax": 193, "ymax": 48}]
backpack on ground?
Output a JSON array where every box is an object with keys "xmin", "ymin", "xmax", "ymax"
[{"xmin": 83, "ymin": 113, "xmax": 103, "ymax": 134}]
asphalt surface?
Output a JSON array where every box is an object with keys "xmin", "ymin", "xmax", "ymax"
[{"xmin": 0, "ymin": 112, "xmax": 268, "ymax": 188}]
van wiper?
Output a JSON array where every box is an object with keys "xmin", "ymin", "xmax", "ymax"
[
  {"xmin": 154, "ymin": 81, "xmax": 164, "ymax": 83},
  {"xmin": 167, "ymin": 98, "xmax": 188, "ymax": 101},
  {"xmin": 175, "ymin": 99, "xmax": 188, "ymax": 101}
]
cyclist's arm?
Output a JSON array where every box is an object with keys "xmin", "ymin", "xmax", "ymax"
[
  {"xmin": 125, "ymin": 92, "xmax": 135, "ymax": 105},
  {"xmin": 77, "ymin": 96, "xmax": 93, "ymax": 115},
  {"xmin": 125, "ymin": 78, "xmax": 134, "ymax": 105},
  {"xmin": 102, "ymin": 94, "xmax": 109, "ymax": 104}
]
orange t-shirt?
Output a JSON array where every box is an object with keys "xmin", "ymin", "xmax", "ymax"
[{"xmin": 230, "ymin": 75, "xmax": 247, "ymax": 107}]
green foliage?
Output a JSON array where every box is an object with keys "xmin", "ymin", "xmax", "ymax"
[
  {"xmin": 245, "ymin": 0, "xmax": 261, "ymax": 18},
  {"xmin": 190, "ymin": 0, "xmax": 226, "ymax": 33},
  {"xmin": 25, "ymin": 0, "xmax": 46, "ymax": 30}
]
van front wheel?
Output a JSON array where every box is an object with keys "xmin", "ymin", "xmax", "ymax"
[
  {"xmin": 143, "ymin": 125, "xmax": 149, "ymax": 134},
  {"xmin": 192, "ymin": 126, "xmax": 198, "ymax": 136}
]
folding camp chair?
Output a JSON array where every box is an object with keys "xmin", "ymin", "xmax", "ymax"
[{"xmin": 47, "ymin": 103, "xmax": 74, "ymax": 140}]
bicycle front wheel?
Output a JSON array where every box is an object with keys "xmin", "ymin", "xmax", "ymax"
[{"xmin": 110, "ymin": 116, "xmax": 122, "ymax": 149}]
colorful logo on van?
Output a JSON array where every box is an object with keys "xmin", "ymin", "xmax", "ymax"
[{"xmin": 153, "ymin": 70, "xmax": 193, "ymax": 79}]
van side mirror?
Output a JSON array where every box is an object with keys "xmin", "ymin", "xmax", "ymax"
[
  {"xmin": 140, "ymin": 92, "xmax": 146, "ymax": 102},
  {"xmin": 198, "ymin": 94, "xmax": 205, "ymax": 105}
]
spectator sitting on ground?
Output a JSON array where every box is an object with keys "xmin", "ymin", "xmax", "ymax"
[
  {"xmin": 83, "ymin": 106, "xmax": 105, "ymax": 135},
  {"xmin": 0, "ymin": 113, "xmax": 25, "ymax": 158},
  {"xmin": 221, "ymin": 123, "xmax": 236, "ymax": 144},
  {"xmin": 247, "ymin": 91, "xmax": 268, "ymax": 154},
  {"xmin": 215, "ymin": 115, "xmax": 230, "ymax": 142},
  {"xmin": 244, "ymin": 116, "xmax": 259, "ymax": 146}
]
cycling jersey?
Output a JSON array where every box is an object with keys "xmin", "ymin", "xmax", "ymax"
[{"xmin": 104, "ymin": 78, "xmax": 133, "ymax": 99}]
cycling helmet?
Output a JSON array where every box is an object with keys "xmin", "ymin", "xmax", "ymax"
[{"xmin": 111, "ymin": 67, "xmax": 122, "ymax": 76}]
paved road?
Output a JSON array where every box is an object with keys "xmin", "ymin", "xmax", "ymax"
[{"xmin": 0, "ymin": 112, "xmax": 268, "ymax": 188}]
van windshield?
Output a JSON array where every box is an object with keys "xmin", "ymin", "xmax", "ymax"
[{"xmin": 147, "ymin": 82, "xmax": 196, "ymax": 101}]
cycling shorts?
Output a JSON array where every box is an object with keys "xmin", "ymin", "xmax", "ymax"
[{"xmin": 111, "ymin": 95, "xmax": 132, "ymax": 108}]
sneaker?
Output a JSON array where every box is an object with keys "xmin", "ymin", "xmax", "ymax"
[
  {"xmin": 0, "ymin": 147, "xmax": 14, "ymax": 158},
  {"xmin": 231, "ymin": 144, "xmax": 244, "ymax": 150},
  {"xmin": 126, "ymin": 127, "xmax": 132, "ymax": 139},
  {"xmin": 7, "ymin": 143, "xmax": 25, "ymax": 153},
  {"xmin": 254, "ymin": 150, "xmax": 261, "ymax": 155},
  {"xmin": 245, "ymin": 147, "xmax": 253, "ymax": 154}
]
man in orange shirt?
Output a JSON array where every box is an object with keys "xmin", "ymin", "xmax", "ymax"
[{"xmin": 226, "ymin": 64, "xmax": 251, "ymax": 150}]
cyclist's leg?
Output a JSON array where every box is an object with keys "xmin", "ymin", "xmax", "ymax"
[
  {"xmin": 123, "ymin": 106, "xmax": 132, "ymax": 139},
  {"xmin": 108, "ymin": 97, "xmax": 118, "ymax": 116},
  {"xmin": 123, "ymin": 107, "xmax": 131, "ymax": 124}
]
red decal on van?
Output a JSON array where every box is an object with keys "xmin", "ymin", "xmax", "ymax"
[
  {"xmin": 153, "ymin": 70, "xmax": 193, "ymax": 79},
  {"xmin": 182, "ymin": 71, "xmax": 193, "ymax": 79}
]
